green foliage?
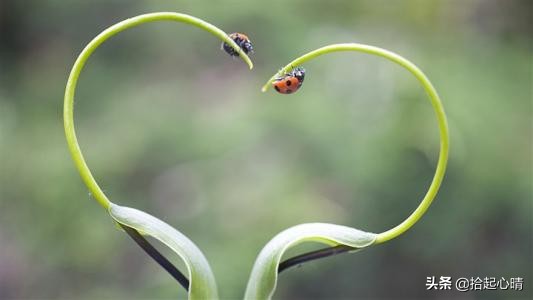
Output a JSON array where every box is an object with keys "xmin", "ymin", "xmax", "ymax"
[
  {"xmin": 244, "ymin": 223, "xmax": 376, "ymax": 299},
  {"xmin": 64, "ymin": 11, "xmax": 449, "ymax": 297},
  {"xmin": 109, "ymin": 203, "xmax": 218, "ymax": 299},
  {"xmin": 1, "ymin": 1, "xmax": 531, "ymax": 299},
  {"xmin": 244, "ymin": 42, "xmax": 449, "ymax": 298},
  {"xmin": 62, "ymin": 12, "xmax": 252, "ymax": 300}
]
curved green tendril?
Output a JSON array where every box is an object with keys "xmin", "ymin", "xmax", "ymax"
[
  {"xmin": 262, "ymin": 43, "xmax": 449, "ymax": 244},
  {"xmin": 64, "ymin": 12, "xmax": 253, "ymax": 211}
]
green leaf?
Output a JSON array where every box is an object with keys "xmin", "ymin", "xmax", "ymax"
[
  {"xmin": 244, "ymin": 223, "xmax": 377, "ymax": 300},
  {"xmin": 109, "ymin": 203, "xmax": 218, "ymax": 300}
]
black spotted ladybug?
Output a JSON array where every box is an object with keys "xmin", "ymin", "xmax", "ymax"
[
  {"xmin": 272, "ymin": 67, "xmax": 306, "ymax": 94},
  {"xmin": 221, "ymin": 33, "xmax": 253, "ymax": 57}
]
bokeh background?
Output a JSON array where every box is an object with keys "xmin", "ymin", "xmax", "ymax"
[{"xmin": 0, "ymin": 0, "xmax": 531, "ymax": 299}]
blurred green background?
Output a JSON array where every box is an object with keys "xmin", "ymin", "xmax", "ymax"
[{"xmin": 0, "ymin": 0, "xmax": 531, "ymax": 299}]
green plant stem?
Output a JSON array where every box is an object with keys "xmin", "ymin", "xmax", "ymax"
[
  {"xmin": 262, "ymin": 43, "xmax": 449, "ymax": 244},
  {"xmin": 64, "ymin": 12, "xmax": 253, "ymax": 211}
]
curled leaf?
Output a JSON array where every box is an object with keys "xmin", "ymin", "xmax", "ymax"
[
  {"xmin": 244, "ymin": 223, "xmax": 377, "ymax": 300},
  {"xmin": 109, "ymin": 203, "xmax": 218, "ymax": 300}
]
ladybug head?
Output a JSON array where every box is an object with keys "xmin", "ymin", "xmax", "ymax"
[
  {"xmin": 235, "ymin": 36, "xmax": 253, "ymax": 54},
  {"xmin": 222, "ymin": 33, "xmax": 254, "ymax": 57},
  {"xmin": 240, "ymin": 40, "xmax": 253, "ymax": 54},
  {"xmin": 290, "ymin": 67, "xmax": 306, "ymax": 82}
]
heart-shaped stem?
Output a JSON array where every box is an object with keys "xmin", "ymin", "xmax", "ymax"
[
  {"xmin": 64, "ymin": 12, "xmax": 252, "ymax": 211},
  {"xmin": 263, "ymin": 43, "xmax": 449, "ymax": 245},
  {"xmin": 63, "ymin": 12, "xmax": 253, "ymax": 297}
]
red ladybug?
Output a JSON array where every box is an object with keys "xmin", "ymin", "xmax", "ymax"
[
  {"xmin": 222, "ymin": 33, "xmax": 253, "ymax": 57},
  {"xmin": 272, "ymin": 67, "xmax": 306, "ymax": 94}
]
